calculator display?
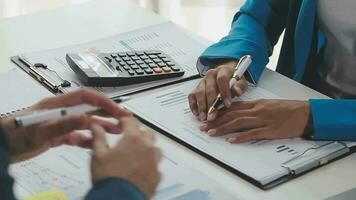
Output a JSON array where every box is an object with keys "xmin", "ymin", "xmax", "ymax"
[{"xmin": 78, "ymin": 54, "xmax": 116, "ymax": 77}]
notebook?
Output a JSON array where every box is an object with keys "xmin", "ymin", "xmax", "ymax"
[{"xmin": 0, "ymin": 69, "xmax": 54, "ymax": 118}]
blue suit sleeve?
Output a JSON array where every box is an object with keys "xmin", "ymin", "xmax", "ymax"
[
  {"xmin": 0, "ymin": 125, "xmax": 16, "ymax": 200},
  {"xmin": 197, "ymin": 0, "xmax": 288, "ymax": 83},
  {"xmin": 310, "ymin": 99, "xmax": 356, "ymax": 141},
  {"xmin": 85, "ymin": 177, "xmax": 147, "ymax": 200}
]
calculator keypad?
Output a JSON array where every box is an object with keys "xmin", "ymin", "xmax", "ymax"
[{"xmin": 101, "ymin": 50, "xmax": 183, "ymax": 77}]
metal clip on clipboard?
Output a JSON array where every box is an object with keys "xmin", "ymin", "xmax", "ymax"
[
  {"xmin": 280, "ymin": 142, "xmax": 350, "ymax": 175},
  {"xmin": 16, "ymin": 56, "xmax": 71, "ymax": 93}
]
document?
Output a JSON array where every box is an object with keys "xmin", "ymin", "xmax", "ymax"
[
  {"xmin": 10, "ymin": 136, "xmax": 238, "ymax": 200},
  {"xmin": 122, "ymin": 79, "xmax": 348, "ymax": 186},
  {"xmin": 18, "ymin": 22, "xmax": 207, "ymax": 98},
  {"xmin": 0, "ymin": 69, "xmax": 54, "ymax": 118}
]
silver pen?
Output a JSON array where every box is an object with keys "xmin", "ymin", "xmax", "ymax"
[{"xmin": 207, "ymin": 55, "xmax": 252, "ymax": 115}]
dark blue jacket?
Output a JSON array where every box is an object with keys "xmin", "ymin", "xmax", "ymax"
[
  {"xmin": 0, "ymin": 125, "xmax": 147, "ymax": 200},
  {"xmin": 198, "ymin": 0, "xmax": 356, "ymax": 141}
]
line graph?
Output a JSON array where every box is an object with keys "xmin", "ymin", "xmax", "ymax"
[{"xmin": 10, "ymin": 148, "xmax": 91, "ymax": 199}]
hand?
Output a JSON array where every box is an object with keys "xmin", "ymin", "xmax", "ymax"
[
  {"xmin": 188, "ymin": 60, "xmax": 248, "ymax": 121},
  {"xmin": 199, "ymin": 100, "xmax": 311, "ymax": 143},
  {"xmin": 90, "ymin": 117, "xmax": 161, "ymax": 199},
  {"xmin": 2, "ymin": 89, "xmax": 131, "ymax": 162}
]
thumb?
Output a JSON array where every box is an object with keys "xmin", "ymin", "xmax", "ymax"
[
  {"xmin": 90, "ymin": 124, "xmax": 109, "ymax": 155},
  {"xmin": 232, "ymin": 79, "xmax": 248, "ymax": 97}
]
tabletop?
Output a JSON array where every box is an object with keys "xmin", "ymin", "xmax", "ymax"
[{"xmin": 0, "ymin": 0, "xmax": 355, "ymax": 199}]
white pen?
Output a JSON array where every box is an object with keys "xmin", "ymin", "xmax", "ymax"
[
  {"xmin": 14, "ymin": 96, "xmax": 131, "ymax": 128},
  {"xmin": 14, "ymin": 104, "xmax": 99, "ymax": 128},
  {"xmin": 207, "ymin": 55, "xmax": 252, "ymax": 115}
]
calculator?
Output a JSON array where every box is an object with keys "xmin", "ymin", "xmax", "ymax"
[{"xmin": 66, "ymin": 50, "xmax": 185, "ymax": 86}]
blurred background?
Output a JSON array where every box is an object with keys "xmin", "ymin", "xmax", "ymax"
[{"xmin": 0, "ymin": 0, "xmax": 281, "ymax": 69}]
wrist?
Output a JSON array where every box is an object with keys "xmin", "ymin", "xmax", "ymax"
[
  {"xmin": 1, "ymin": 118, "xmax": 17, "ymax": 153},
  {"xmin": 1, "ymin": 117, "xmax": 30, "ymax": 162},
  {"xmin": 301, "ymin": 102, "xmax": 314, "ymax": 139},
  {"xmin": 217, "ymin": 59, "xmax": 238, "ymax": 69},
  {"xmin": 87, "ymin": 177, "xmax": 147, "ymax": 200}
]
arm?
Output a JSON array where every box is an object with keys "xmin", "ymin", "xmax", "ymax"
[
  {"xmin": 0, "ymin": 125, "xmax": 16, "ymax": 200},
  {"xmin": 198, "ymin": 0, "xmax": 289, "ymax": 83},
  {"xmin": 310, "ymin": 99, "xmax": 356, "ymax": 141},
  {"xmin": 85, "ymin": 178, "xmax": 147, "ymax": 200}
]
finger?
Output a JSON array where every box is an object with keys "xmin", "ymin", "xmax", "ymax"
[
  {"xmin": 204, "ymin": 70, "xmax": 218, "ymax": 108},
  {"xmin": 216, "ymin": 101, "xmax": 256, "ymax": 118},
  {"xmin": 89, "ymin": 116, "xmax": 121, "ymax": 133},
  {"xmin": 227, "ymin": 127, "xmax": 271, "ymax": 143},
  {"xmin": 232, "ymin": 79, "xmax": 249, "ymax": 97},
  {"xmin": 40, "ymin": 114, "xmax": 89, "ymax": 141},
  {"xmin": 207, "ymin": 117, "xmax": 263, "ymax": 137},
  {"xmin": 35, "ymin": 89, "xmax": 131, "ymax": 119},
  {"xmin": 195, "ymin": 81, "xmax": 208, "ymax": 121},
  {"xmin": 143, "ymin": 129, "xmax": 156, "ymax": 144},
  {"xmin": 90, "ymin": 124, "xmax": 109, "ymax": 154},
  {"xmin": 188, "ymin": 93, "xmax": 198, "ymax": 116},
  {"xmin": 121, "ymin": 117, "xmax": 140, "ymax": 135},
  {"xmin": 216, "ymin": 67, "xmax": 234, "ymax": 108},
  {"xmin": 115, "ymin": 117, "xmax": 141, "ymax": 149},
  {"xmin": 57, "ymin": 131, "xmax": 93, "ymax": 149},
  {"xmin": 139, "ymin": 125, "xmax": 156, "ymax": 144},
  {"xmin": 207, "ymin": 110, "xmax": 218, "ymax": 122},
  {"xmin": 202, "ymin": 109, "xmax": 254, "ymax": 131},
  {"xmin": 153, "ymin": 147, "xmax": 162, "ymax": 163}
]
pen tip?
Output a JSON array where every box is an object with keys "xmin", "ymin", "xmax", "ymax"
[{"xmin": 208, "ymin": 107, "xmax": 215, "ymax": 116}]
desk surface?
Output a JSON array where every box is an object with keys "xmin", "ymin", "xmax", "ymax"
[{"xmin": 1, "ymin": 0, "xmax": 355, "ymax": 199}]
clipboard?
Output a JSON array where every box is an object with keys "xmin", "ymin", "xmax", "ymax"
[
  {"xmin": 120, "ymin": 79, "xmax": 356, "ymax": 190},
  {"xmin": 132, "ymin": 114, "xmax": 356, "ymax": 190},
  {"xmin": 11, "ymin": 56, "xmax": 62, "ymax": 94}
]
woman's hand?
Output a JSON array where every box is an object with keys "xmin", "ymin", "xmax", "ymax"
[
  {"xmin": 199, "ymin": 100, "xmax": 311, "ymax": 143},
  {"xmin": 188, "ymin": 60, "xmax": 248, "ymax": 121},
  {"xmin": 2, "ymin": 89, "xmax": 131, "ymax": 162}
]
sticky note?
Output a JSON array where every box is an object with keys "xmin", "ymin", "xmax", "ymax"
[{"xmin": 25, "ymin": 188, "xmax": 69, "ymax": 200}]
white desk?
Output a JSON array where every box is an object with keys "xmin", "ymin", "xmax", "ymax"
[{"xmin": 1, "ymin": 0, "xmax": 355, "ymax": 199}]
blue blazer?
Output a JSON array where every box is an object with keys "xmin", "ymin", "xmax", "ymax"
[{"xmin": 198, "ymin": 0, "xmax": 356, "ymax": 141}]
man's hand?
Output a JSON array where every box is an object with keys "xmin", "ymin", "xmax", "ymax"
[
  {"xmin": 90, "ymin": 117, "xmax": 161, "ymax": 199},
  {"xmin": 188, "ymin": 60, "xmax": 248, "ymax": 121},
  {"xmin": 199, "ymin": 100, "xmax": 311, "ymax": 143},
  {"xmin": 2, "ymin": 89, "xmax": 131, "ymax": 162}
]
